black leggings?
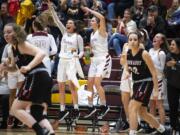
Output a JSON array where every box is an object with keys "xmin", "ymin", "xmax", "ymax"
[
  {"xmin": 167, "ymin": 84, "xmax": 180, "ymax": 130},
  {"xmin": 0, "ymin": 95, "xmax": 9, "ymax": 122}
]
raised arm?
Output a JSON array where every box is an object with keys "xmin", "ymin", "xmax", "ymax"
[
  {"xmin": 82, "ymin": 7, "xmax": 107, "ymax": 37},
  {"xmin": 48, "ymin": 1, "xmax": 66, "ymax": 34}
]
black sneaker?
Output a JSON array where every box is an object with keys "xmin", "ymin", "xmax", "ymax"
[
  {"xmin": 84, "ymin": 106, "xmax": 97, "ymax": 118},
  {"xmin": 98, "ymin": 105, "xmax": 110, "ymax": 119},
  {"xmin": 58, "ymin": 111, "xmax": 69, "ymax": 122},
  {"xmin": 72, "ymin": 109, "xmax": 80, "ymax": 120},
  {"xmin": 136, "ymin": 124, "xmax": 144, "ymax": 133},
  {"xmin": 144, "ymin": 126, "xmax": 156, "ymax": 134},
  {"xmin": 7, "ymin": 115, "xmax": 15, "ymax": 127},
  {"xmin": 119, "ymin": 120, "xmax": 129, "ymax": 132},
  {"xmin": 110, "ymin": 121, "xmax": 121, "ymax": 133},
  {"xmin": 41, "ymin": 128, "xmax": 50, "ymax": 135},
  {"xmin": 154, "ymin": 128, "xmax": 170, "ymax": 135},
  {"xmin": 111, "ymin": 120, "xmax": 129, "ymax": 133}
]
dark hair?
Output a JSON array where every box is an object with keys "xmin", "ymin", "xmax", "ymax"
[
  {"xmin": 172, "ymin": 38, "xmax": 180, "ymax": 50},
  {"xmin": 158, "ymin": 33, "xmax": 169, "ymax": 53},
  {"xmin": 124, "ymin": 8, "xmax": 133, "ymax": 17},
  {"xmin": 128, "ymin": 31, "xmax": 142, "ymax": 40},
  {"xmin": 1, "ymin": 1, "xmax": 8, "ymax": 8},
  {"xmin": 148, "ymin": 5, "xmax": 158, "ymax": 12},
  {"xmin": 68, "ymin": 19, "xmax": 84, "ymax": 33},
  {"xmin": 5, "ymin": 23, "xmax": 27, "ymax": 45},
  {"xmin": 33, "ymin": 19, "xmax": 44, "ymax": 31}
]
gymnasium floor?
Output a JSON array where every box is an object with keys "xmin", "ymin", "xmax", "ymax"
[{"xmin": 0, "ymin": 129, "xmax": 129, "ymax": 135}]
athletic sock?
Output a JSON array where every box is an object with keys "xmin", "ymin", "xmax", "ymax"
[
  {"xmin": 60, "ymin": 105, "xmax": 65, "ymax": 112},
  {"xmin": 129, "ymin": 130, "xmax": 137, "ymax": 135},
  {"xmin": 74, "ymin": 104, "xmax": 79, "ymax": 110},
  {"xmin": 157, "ymin": 124, "xmax": 165, "ymax": 133}
]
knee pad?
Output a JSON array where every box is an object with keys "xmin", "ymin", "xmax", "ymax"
[{"xmin": 30, "ymin": 104, "xmax": 45, "ymax": 122}]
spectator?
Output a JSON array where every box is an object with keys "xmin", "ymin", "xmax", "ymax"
[
  {"xmin": 166, "ymin": 0, "xmax": 180, "ymax": 22},
  {"xmin": 0, "ymin": 2, "xmax": 14, "ymax": 60},
  {"xmin": 108, "ymin": 8, "xmax": 137, "ymax": 56},
  {"xmin": 147, "ymin": 0, "xmax": 167, "ymax": 20},
  {"xmin": 131, "ymin": 0, "xmax": 146, "ymax": 26},
  {"xmin": 107, "ymin": 0, "xmax": 134, "ymax": 33},
  {"xmin": 166, "ymin": 0, "xmax": 180, "ymax": 38},
  {"xmin": 114, "ymin": 0, "xmax": 134, "ymax": 18},
  {"xmin": 139, "ymin": 5, "xmax": 166, "ymax": 40},
  {"xmin": 60, "ymin": 0, "xmax": 87, "ymax": 22},
  {"xmin": 164, "ymin": 38, "xmax": 180, "ymax": 135}
]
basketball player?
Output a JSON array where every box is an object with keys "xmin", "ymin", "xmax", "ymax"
[
  {"xmin": 27, "ymin": 18, "xmax": 57, "ymax": 76},
  {"xmin": 49, "ymin": 4, "xmax": 84, "ymax": 121},
  {"xmin": 82, "ymin": 7, "xmax": 112, "ymax": 119},
  {"xmin": 4, "ymin": 23, "xmax": 54, "ymax": 135},
  {"xmin": 126, "ymin": 31, "xmax": 168, "ymax": 135}
]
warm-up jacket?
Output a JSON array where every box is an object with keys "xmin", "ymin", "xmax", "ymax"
[{"xmin": 165, "ymin": 52, "xmax": 180, "ymax": 89}]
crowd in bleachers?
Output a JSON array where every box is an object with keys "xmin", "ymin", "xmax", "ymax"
[{"xmin": 0, "ymin": 0, "xmax": 180, "ymax": 135}]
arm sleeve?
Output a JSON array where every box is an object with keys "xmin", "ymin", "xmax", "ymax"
[
  {"xmin": 49, "ymin": 6, "xmax": 66, "ymax": 35},
  {"xmin": 49, "ymin": 34, "xmax": 57, "ymax": 56},
  {"xmin": 77, "ymin": 35, "xmax": 84, "ymax": 58},
  {"xmin": 1, "ymin": 45, "xmax": 8, "ymax": 62},
  {"xmin": 155, "ymin": 51, "xmax": 166, "ymax": 72}
]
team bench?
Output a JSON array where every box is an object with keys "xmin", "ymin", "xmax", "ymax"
[{"xmin": 47, "ymin": 81, "xmax": 126, "ymax": 131}]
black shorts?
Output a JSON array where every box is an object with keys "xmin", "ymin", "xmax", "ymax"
[
  {"xmin": 17, "ymin": 71, "xmax": 53, "ymax": 105},
  {"xmin": 132, "ymin": 81, "xmax": 153, "ymax": 106}
]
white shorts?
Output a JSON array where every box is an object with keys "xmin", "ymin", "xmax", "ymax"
[
  {"xmin": 150, "ymin": 78, "xmax": 167, "ymax": 100},
  {"xmin": 88, "ymin": 55, "xmax": 112, "ymax": 78},
  {"xmin": 120, "ymin": 69, "xmax": 132, "ymax": 93},
  {"xmin": 8, "ymin": 70, "xmax": 25, "ymax": 89},
  {"xmin": 57, "ymin": 58, "xmax": 72, "ymax": 82}
]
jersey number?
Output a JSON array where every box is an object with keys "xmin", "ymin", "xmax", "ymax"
[{"xmin": 128, "ymin": 67, "xmax": 140, "ymax": 75}]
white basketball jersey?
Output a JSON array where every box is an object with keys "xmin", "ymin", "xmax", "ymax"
[
  {"xmin": 59, "ymin": 33, "xmax": 80, "ymax": 58},
  {"xmin": 27, "ymin": 32, "xmax": 57, "ymax": 56},
  {"xmin": 90, "ymin": 30, "xmax": 108, "ymax": 57}
]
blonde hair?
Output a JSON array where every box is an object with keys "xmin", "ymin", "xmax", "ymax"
[{"xmin": 5, "ymin": 23, "xmax": 27, "ymax": 45}]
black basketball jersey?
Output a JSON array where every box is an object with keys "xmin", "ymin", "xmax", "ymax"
[
  {"xmin": 127, "ymin": 48, "xmax": 152, "ymax": 81},
  {"xmin": 12, "ymin": 45, "xmax": 45, "ymax": 75}
]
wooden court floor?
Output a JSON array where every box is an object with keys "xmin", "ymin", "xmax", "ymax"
[{"xmin": 0, "ymin": 129, "xmax": 130, "ymax": 135}]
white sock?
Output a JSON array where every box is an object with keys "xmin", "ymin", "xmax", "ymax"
[
  {"xmin": 129, "ymin": 130, "xmax": 137, "ymax": 135},
  {"xmin": 157, "ymin": 124, "xmax": 165, "ymax": 133},
  {"xmin": 101, "ymin": 100, "xmax": 106, "ymax": 106},
  {"xmin": 60, "ymin": 105, "xmax": 65, "ymax": 112},
  {"xmin": 43, "ymin": 111, "xmax": 47, "ymax": 115},
  {"xmin": 137, "ymin": 116, "xmax": 141, "ymax": 124},
  {"xmin": 89, "ymin": 101, "xmax": 93, "ymax": 107},
  {"xmin": 26, "ymin": 109, "xmax": 30, "ymax": 114},
  {"xmin": 74, "ymin": 104, "xmax": 79, "ymax": 110}
]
